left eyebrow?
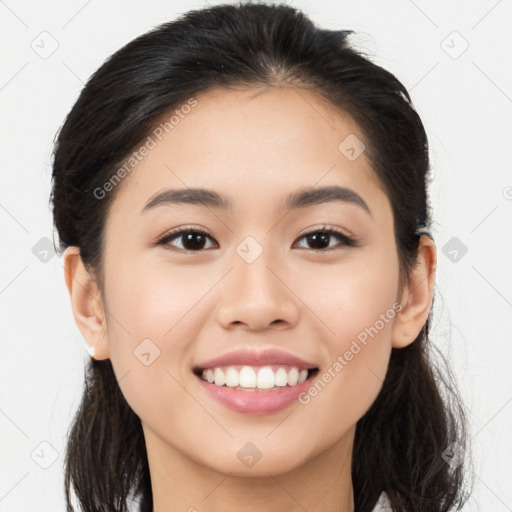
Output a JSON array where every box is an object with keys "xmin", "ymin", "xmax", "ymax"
[
  {"xmin": 142, "ymin": 185, "xmax": 372, "ymax": 217},
  {"xmin": 284, "ymin": 185, "xmax": 372, "ymax": 217}
]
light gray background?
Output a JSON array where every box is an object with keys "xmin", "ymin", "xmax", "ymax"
[{"xmin": 1, "ymin": 0, "xmax": 511, "ymax": 510}]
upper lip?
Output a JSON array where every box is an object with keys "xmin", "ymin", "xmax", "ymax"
[{"xmin": 194, "ymin": 348, "xmax": 318, "ymax": 371}]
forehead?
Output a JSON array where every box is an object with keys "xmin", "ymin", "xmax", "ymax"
[{"xmin": 108, "ymin": 85, "xmax": 384, "ymax": 216}]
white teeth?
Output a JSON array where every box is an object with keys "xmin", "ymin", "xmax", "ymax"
[
  {"xmin": 225, "ymin": 367, "xmax": 240, "ymax": 387},
  {"xmin": 200, "ymin": 365, "xmax": 310, "ymax": 389},
  {"xmin": 288, "ymin": 367, "xmax": 299, "ymax": 386},
  {"xmin": 257, "ymin": 366, "xmax": 275, "ymax": 389},
  {"xmin": 275, "ymin": 367, "xmax": 288, "ymax": 387},
  {"xmin": 239, "ymin": 366, "xmax": 257, "ymax": 388},
  {"xmin": 214, "ymin": 367, "xmax": 225, "ymax": 386}
]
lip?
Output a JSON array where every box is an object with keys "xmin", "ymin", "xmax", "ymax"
[
  {"xmin": 194, "ymin": 369, "xmax": 319, "ymax": 415},
  {"xmin": 193, "ymin": 348, "xmax": 318, "ymax": 371}
]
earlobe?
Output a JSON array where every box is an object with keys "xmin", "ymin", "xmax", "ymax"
[
  {"xmin": 63, "ymin": 246, "xmax": 110, "ymax": 360},
  {"xmin": 391, "ymin": 235, "xmax": 437, "ymax": 349}
]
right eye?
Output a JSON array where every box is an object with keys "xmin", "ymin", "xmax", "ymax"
[{"xmin": 156, "ymin": 228, "xmax": 218, "ymax": 253}]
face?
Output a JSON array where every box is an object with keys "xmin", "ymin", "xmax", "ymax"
[{"xmin": 97, "ymin": 85, "xmax": 402, "ymax": 478}]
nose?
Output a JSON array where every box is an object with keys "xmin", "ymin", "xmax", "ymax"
[{"xmin": 215, "ymin": 245, "xmax": 300, "ymax": 331}]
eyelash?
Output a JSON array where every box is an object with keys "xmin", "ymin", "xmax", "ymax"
[{"xmin": 155, "ymin": 225, "xmax": 359, "ymax": 253}]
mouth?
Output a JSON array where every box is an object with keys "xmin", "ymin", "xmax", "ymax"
[{"xmin": 192, "ymin": 365, "xmax": 320, "ymax": 391}]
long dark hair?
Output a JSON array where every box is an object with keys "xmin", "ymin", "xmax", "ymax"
[{"xmin": 50, "ymin": 2, "xmax": 470, "ymax": 511}]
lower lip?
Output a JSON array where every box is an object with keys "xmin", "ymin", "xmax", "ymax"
[{"xmin": 194, "ymin": 372, "xmax": 315, "ymax": 415}]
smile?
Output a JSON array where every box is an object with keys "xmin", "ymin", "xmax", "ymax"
[
  {"xmin": 196, "ymin": 364, "xmax": 318, "ymax": 390},
  {"xmin": 193, "ymin": 365, "xmax": 320, "ymax": 415}
]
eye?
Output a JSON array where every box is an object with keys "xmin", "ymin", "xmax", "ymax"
[
  {"xmin": 156, "ymin": 227, "xmax": 217, "ymax": 252},
  {"xmin": 293, "ymin": 227, "xmax": 357, "ymax": 251}
]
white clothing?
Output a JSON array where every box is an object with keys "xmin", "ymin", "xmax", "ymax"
[{"xmin": 370, "ymin": 492, "xmax": 392, "ymax": 511}]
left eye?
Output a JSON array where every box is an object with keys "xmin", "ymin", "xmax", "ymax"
[
  {"xmin": 156, "ymin": 227, "xmax": 356, "ymax": 252},
  {"xmin": 293, "ymin": 228, "xmax": 356, "ymax": 251}
]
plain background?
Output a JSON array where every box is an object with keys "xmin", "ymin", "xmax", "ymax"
[{"xmin": 1, "ymin": 0, "xmax": 511, "ymax": 510}]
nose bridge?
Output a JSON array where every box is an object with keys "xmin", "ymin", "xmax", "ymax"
[
  {"xmin": 235, "ymin": 235, "xmax": 281, "ymax": 297},
  {"xmin": 233, "ymin": 235, "xmax": 284, "ymax": 302},
  {"xmin": 215, "ymin": 234, "xmax": 299, "ymax": 329}
]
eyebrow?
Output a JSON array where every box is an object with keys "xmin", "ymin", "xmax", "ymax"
[{"xmin": 142, "ymin": 185, "xmax": 372, "ymax": 216}]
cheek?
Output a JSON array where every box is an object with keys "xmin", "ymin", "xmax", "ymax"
[
  {"xmin": 299, "ymin": 247, "xmax": 400, "ymax": 348},
  {"xmin": 294, "ymin": 248, "xmax": 399, "ymax": 422},
  {"xmin": 102, "ymin": 266, "xmax": 203, "ymax": 433},
  {"xmin": 104, "ymin": 255, "xmax": 208, "ymax": 348},
  {"xmin": 101, "ymin": 258, "xmax": 206, "ymax": 409}
]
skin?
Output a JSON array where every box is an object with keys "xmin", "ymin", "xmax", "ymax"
[{"xmin": 63, "ymin": 85, "xmax": 437, "ymax": 512}]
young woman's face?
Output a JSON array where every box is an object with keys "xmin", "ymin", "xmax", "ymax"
[{"xmin": 99, "ymin": 86, "xmax": 402, "ymax": 477}]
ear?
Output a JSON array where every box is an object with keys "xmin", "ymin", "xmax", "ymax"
[
  {"xmin": 63, "ymin": 246, "xmax": 110, "ymax": 360},
  {"xmin": 391, "ymin": 235, "xmax": 437, "ymax": 348}
]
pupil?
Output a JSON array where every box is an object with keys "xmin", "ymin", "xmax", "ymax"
[
  {"xmin": 308, "ymin": 232, "xmax": 329, "ymax": 249},
  {"xmin": 184, "ymin": 233, "xmax": 206, "ymax": 250}
]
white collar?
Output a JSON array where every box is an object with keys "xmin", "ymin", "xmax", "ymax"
[{"xmin": 371, "ymin": 492, "xmax": 392, "ymax": 511}]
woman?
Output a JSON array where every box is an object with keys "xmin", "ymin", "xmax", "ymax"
[{"xmin": 51, "ymin": 2, "xmax": 469, "ymax": 511}]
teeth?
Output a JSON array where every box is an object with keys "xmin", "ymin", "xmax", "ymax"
[
  {"xmin": 257, "ymin": 366, "xmax": 275, "ymax": 389},
  {"xmin": 288, "ymin": 367, "xmax": 299, "ymax": 386},
  {"xmin": 201, "ymin": 365, "xmax": 309, "ymax": 389},
  {"xmin": 213, "ymin": 368, "xmax": 225, "ymax": 386},
  {"xmin": 298, "ymin": 368, "xmax": 308, "ymax": 384},
  {"xmin": 240, "ymin": 365, "xmax": 257, "ymax": 387},
  {"xmin": 275, "ymin": 367, "xmax": 289, "ymax": 386},
  {"xmin": 225, "ymin": 367, "xmax": 239, "ymax": 387}
]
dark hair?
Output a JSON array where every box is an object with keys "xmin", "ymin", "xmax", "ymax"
[{"xmin": 50, "ymin": 2, "xmax": 470, "ymax": 511}]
